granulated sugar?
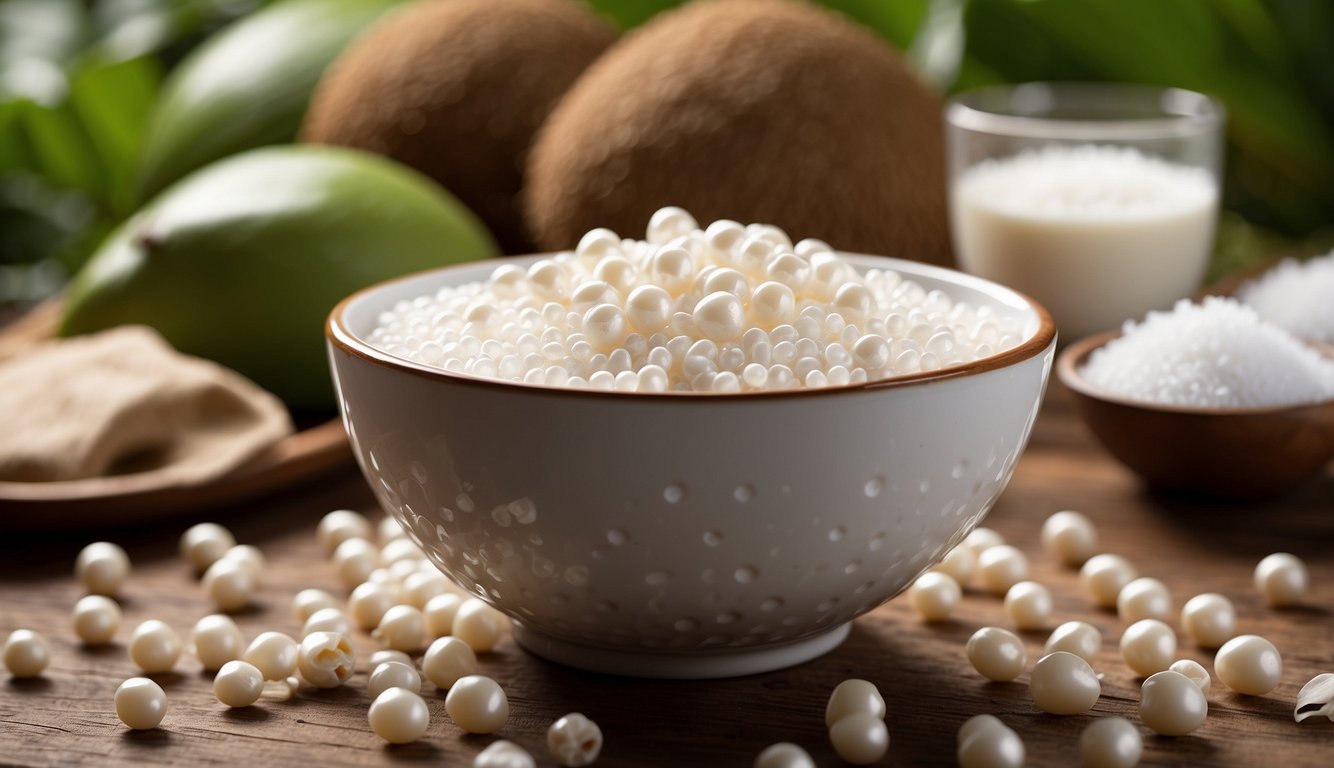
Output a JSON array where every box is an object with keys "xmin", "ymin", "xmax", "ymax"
[
  {"xmin": 1081, "ymin": 297, "xmax": 1334, "ymax": 408},
  {"xmin": 367, "ymin": 209, "xmax": 1028, "ymax": 393},
  {"xmin": 1236, "ymin": 252, "xmax": 1334, "ymax": 343}
]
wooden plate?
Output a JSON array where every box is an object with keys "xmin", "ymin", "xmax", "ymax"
[{"xmin": 0, "ymin": 301, "xmax": 353, "ymax": 530}]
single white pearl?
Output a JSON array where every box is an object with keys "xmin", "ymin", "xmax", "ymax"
[
  {"xmin": 303, "ymin": 607, "xmax": 352, "ymax": 637},
  {"xmin": 1169, "ymin": 658, "xmax": 1212, "ymax": 695},
  {"xmin": 754, "ymin": 742, "xmax": 815, "ymax": 768},
  {"xmin": 190, "ymin": 614, "xmax": 245, "ymax": 671},
  {"xmin": 575, "ymin": 228, "xmax": 620, "ymax": 263},
  {"xmin": 1005, "ymin": 581, "xmax": 1053, "ymax": 630},
  {"xmin": 243, "ymin": 631, "xmax": 298, "ymax": 680},
  {"xmin": 445, "ymin": 675, "xmax": 509, "ymax": 734},
  {"xmin": 977, "ymin": 545, "xmax": 1029, "ymax": 596},
  {"xmin": 71, "ymin": 595, "xmax": 121, "ymax": 645},
  {"xmin": 824, "ymin": 679, "xmax": 886, "ymax": 727},
  {"xmin": 292, "ymin": 588, "xmax": 338, "ymax": 623},
  {"xmin": 1254, "ymin": 553, "xmax": 1308, "ymax": 607},
  {"xmin": 368, "ymin": 660, "xmax": 421, "ymax": 699},
  {"xmin": 547, "ymin": 712, "xmax": 604, "ymax": 767},
  {"xmin": 1117, "ymin": 577, "xmax": 1173, "ymax": 624},
  {"xmin": 373, "ymin": 604, "xmax": 427, "ymax": 653},
  {"xmin": 453, "ymin": 598, "xmax": 508, "ymax": 653},
  {"xmin": 932, "ymin": 545, "xmax": 977, "ymax": 585},
  {"xmin": 693, "ymin": 291, "xmax": 745, "ymax": 342},
  {"xmin": 368, "ymin": 687, "xmax": 430, "ymax": 743},
  {"xmin": 2, "ymin": 629, "xmax": 51, "ymax": 677},
  {"xmin": 1079, "ymin": 717, "xmax": 1142, "ymax": 768},
  {"xmin": 833, "ymin": 283, "xmax": 873, "ymax": 318},
  {"xmin": 765, "ymin": 252, "xmax": 811, "ymax": 290},
  {"xmin": 594, "ymin": 255, "xmax": 638, "ymax": 294},
  {"xmin": 1040, "ymin": 510, "xmax": 1098, "ymax": 567},
  {"xmin": 348, "ymin": 581, "xmax": 398, "ymax": 631},
  {"xmin": 423, "ymin": 636, "xmax": 478, "ymax": 690},
  {"xmin": 704, "ymin": 219, "xmax": 746, "ymax": 258},
  {"xmin": 213, "ymin": 660, "xmax": 264, "ymax": 708},
  {"xmin": 967, "ymin": 627, "xmax": 1026, "ymax": 682},
  {"xmin": 1029, "ymin": 651, "xmax": 1101, "ymax": 715},
  {"xmin": 1120, "ymin": 619, "xmax": 1177, "ymax": 677},
  {"xmin": 1180, "ymin": 592, "xmax": 1236, "ymax": 649},
  {"xmin": 297, "ymin": 631, "xmax": 355, "ymax": 688},
  {"xmin": 477, "ymin": 740, "xmax": 537, "ymax": 768},
  {"xmin": 908, "ymin": 571, "xmax": 962, "ymax": 621},
  {"xmin": 957, "ymin": 715, "xmax": 1024, "ymax": 768},
  {"xmin": 115, "ymin": 677, "xmax": 168, "ymax": 729},
  {"xmin": 625, "ymin": 285, "xmax": 673, "ymax": 334},
  {"xmin": 316, "ymin": 510, "xmax": 372, "ymax": 554},
  {"xmin": 794, "ymin": 237, "xmax": 831, "ymax": 257},
  {"xmin": 646, "ymin": 206, "xmax": 698, "ymax": 244},
  {"xmin": 648, "ymin": 246, "xmax": 695, "ymax": 295},
  {"xmin": 1214, "ymin": 634, "xmax": 1282, "ymax": 695},
  {"xmin": 180, "ymin": 523, "xmax": 235, "ymax": 572},
  {"xmin": 202, "ymin": 558, "xmax": 254, "ymax": 612},
  {"xmin": 75, "ymin": 542, "xmax": 130, "ymax": 596},
  {"xmin": 570, "ymin": 279, "xmax": 621, "ymax": 311},
  {"xmin": 750, "ymin": 282, "xmax": 796, "ymax": 327},
  {"xmin": 583, "ymin": 303, "xmax": 629, "ymax": 351},
  {"xmin": 828, "ymin": 712, "xmax": 889, "ymax": 765},
  {"xmin": 1044, "ymin": 621, "xmax": 1102, "ymax": 665},
  {"xmin": 703, "ymin": 267, "xmax": 750, "ymax": 299},
  {"xmin": 526, "ymin": 260, "xmax": 568, "ymax": 301},
  {"xmin": 129, "ymin": 619, "xmax": 181, "ymax": 673},
  {"xmin": 1080, "ymin": 554, "xmax": 1138, "ymax": 609},
  {"xmin": 1140, "ymin": 670, "xmax": 1208, "ymax": 735}
]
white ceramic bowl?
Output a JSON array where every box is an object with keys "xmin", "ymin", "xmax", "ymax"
[{"xmin": 327, "ymin": 254, "xmax": 1056, "ymax": 678}]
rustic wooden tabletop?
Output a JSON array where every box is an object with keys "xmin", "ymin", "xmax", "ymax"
[{"xmin": 1, "ymin": 384, "xmax": 1330, "ymax": 767}]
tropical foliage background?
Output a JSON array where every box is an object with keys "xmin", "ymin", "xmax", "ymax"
[{"xmin": 2, "ymin": 0, "xmax": 1330, "ymax": 305}]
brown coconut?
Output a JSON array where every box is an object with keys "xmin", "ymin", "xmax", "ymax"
[
  {"xmin": 302, "ymin": 0, "xmax": 616, "ymax": 253},
  {"xmin": 523, "ymin": 0, "xmax": 952, "ymax": 265}
]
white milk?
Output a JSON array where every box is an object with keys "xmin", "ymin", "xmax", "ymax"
[{"xmin": 951, "ymin": 144, "xmax": 1217, "ymax": 341}]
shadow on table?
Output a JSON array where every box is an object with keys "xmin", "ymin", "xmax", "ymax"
[{"xmin": 1141, "ymin": 472, "xmax": 1334, "ymax": 560}]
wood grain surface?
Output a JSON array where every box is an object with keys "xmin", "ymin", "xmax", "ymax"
[{"xmin": 1, "ymin": 385, "xmax": 1330, "ymax": 767}]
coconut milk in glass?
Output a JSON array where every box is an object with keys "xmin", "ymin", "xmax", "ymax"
[{"xmin": 946, "ymin": 83, "xmax": 1224, "ymax": 341}]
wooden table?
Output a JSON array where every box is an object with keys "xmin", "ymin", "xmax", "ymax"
[{"xmin": 1, "ymin": 384, "xmax": 1330, "ymax": 767}]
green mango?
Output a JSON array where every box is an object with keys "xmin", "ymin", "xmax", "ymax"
[
  {"xmin": 62, "ymin": 145, "xmax": 499, "ymax": 409},
  {"xmin": 133, "ymin": 0, "xmax": 404, "ymax": 204}
]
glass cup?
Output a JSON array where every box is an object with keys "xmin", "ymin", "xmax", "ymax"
[{"xmin": 946, "ymin": 82, "xmax": 1224, "ymax": 341}]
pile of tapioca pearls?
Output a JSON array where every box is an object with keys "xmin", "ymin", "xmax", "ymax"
[
  {"xmin": 366, "ymin": 207, "xmax": 1027, "ymax": 393},
  {"xmin": 2, "ymin": 509, "xmax": 1326, "ymax": 767},
  {"xmin": 915, "ymin": 512, "xmax": 1313, "ymax": 768},
  {"xmin": 749, "ymin": 513, "xmax": 1324, "ymax": 768},
  {"xmin": 0, "ymin": 512, "xmax": 601, "ymax": 768}
]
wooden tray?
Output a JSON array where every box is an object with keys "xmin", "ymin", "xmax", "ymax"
[{"xmin": 0, "ymin": 301, "xmax": 354, "ymax": 530}]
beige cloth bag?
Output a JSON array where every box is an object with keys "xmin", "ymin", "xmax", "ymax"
[{"xmin": 0, "ymin": 325, "xmax": 293, "ymax": 483}]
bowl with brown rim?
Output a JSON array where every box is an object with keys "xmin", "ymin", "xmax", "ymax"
[
  {"xmin": 327, "ymin": 253, "xmax": 1056, "ymax": 678},
  {"xmin": 1058, "ymin": 330, "xmax": 1334, "ymax": 500}
]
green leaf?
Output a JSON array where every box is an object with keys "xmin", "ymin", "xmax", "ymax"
[
  {"xmin": 823, "ymin": 0, "xmax": 930, "ymax": 50},
  {"xmin": 69, "ymin": 55, "xmax": 161, "ymax": 215},
  {"xmin": 583, "ymin": 0, "xmax": 682, "ymax": 30},
  {"xmin": 17, "ymin": 99, "xmax": 104, "ymax": 199}
]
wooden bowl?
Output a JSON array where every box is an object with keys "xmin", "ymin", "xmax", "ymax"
[{"xmin": 1058, "ymin": 331, "xmax": 1334, "ymax": 500}]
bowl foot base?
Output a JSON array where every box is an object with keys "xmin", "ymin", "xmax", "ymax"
[{"xmin": 513, "ymin": 622, "xmax": 851, "ymax": 679}]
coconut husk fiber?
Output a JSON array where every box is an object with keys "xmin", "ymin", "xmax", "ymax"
[{"xmin": 0, "ymin": 326, "xmax": 293, "ymax": 484}]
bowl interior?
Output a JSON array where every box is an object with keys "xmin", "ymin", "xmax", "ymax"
[{"xmin": 334, "ymin": 252, "xmax": 1052, "ymax": 392}]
